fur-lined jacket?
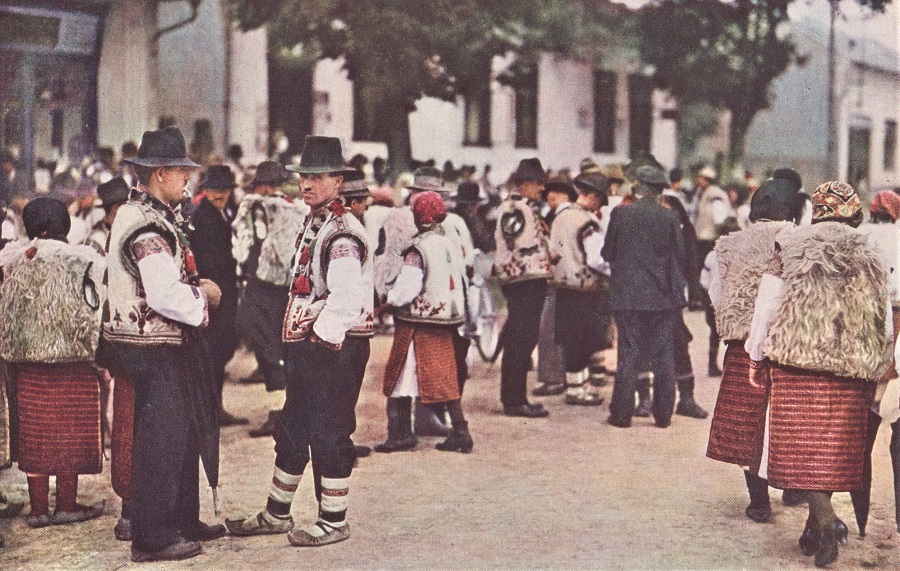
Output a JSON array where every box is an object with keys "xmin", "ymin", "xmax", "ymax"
[
  {"xmin": 762, "ymin": 222, "xmax": 892, "ymax": 380},
  {"xmin": 0, "ymin": 239, "xmax": 105, "ymax": 363},
  {"xmin": 714, "ymin": 221, "xmax": 794, "ymax": 341}
]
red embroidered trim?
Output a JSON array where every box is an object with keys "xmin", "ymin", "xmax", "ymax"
[
  {"xmin": 329, "ymin": 243, "xmax": 361, "ymax": 261},
  {"xmin": 131, "ymin": 235, "xmax": 172, "ymax": 261}
]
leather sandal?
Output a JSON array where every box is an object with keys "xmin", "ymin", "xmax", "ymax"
[
  {"xmin": 287, "ymin": 520, "xmax": 350, "ymax": 547},
  {"xmin": 225, "ymin": 510, "xmax": 293, "ymax": 536}
]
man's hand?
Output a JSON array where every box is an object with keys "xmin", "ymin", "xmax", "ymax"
[
  {"xmin": 199, "ymin": 278, "xmax": 222, "ymax": 310},
  {"xmin": 748, "ymin": 359, "xmax": 767, "ymax": 389}
]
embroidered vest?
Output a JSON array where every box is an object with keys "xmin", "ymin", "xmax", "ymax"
[
  {"xmin": 396, "ymin": 229, "xmax": 466, "ymax": 326},
  {"xmin": 0, "ymin": 239, "xmax": 104, "ymax": 363},
  {"xmin": 549, "ymin": 204, "xmax": 608, "ymax": 292},
  {"xmin": 234, "ymin": 193, "xmax": 309, "ymax": 287},
  {"xmin": 493, "ymin": 196, "xmax": 551, "ymax": 284},
  {"xmin": 764, "ymin": 222, "xmax": 892, "ymax": 380},
  {"xmin": 714, "ymin": 221, "xmax": 795, "ymax": 341},
  {"xmin": 103, "ymin": 193, "xmax": 197, "ymax": 346},
  {"xmin": 282, "ymin": 200, "xmax": 374, "ymax": 342}
]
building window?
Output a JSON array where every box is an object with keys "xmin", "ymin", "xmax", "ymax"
[
  {"xmin": 514, "ymin": 67, "xmax": 538, "ymax": 149},
  {"xmin": 593, "ymin": 70, "xmax": 616, "ymax": 153},
  {"xmin": 628, "ymin": 74, "xmax": 653, "ymax": 158},
  {"xmin": 884, "ymin": 120, "xmax": 897, "ymax": 170},
  {"xmin": 463, "ymin": 76, "xmax": 491, "ymax": 147}
]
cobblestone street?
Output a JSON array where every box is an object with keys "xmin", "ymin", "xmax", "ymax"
[{"xmin": 2, "ymin": 312, "xmax": 900, "ymax": 570}]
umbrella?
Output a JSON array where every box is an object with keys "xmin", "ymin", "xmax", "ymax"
[
  {"xmin": 180, "ymin": 335, "xmax": 220, "ymax": 513},
  {"xmin": 850, "ymin": 409, "xmax": 882, "ymax": 537}
]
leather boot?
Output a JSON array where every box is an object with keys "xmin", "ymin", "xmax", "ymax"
[
  {"xmin": 414, "ymin": 399, "xmax": 451, "ymax": 437},
  {"xmin": 374, "ymin": 398, "xmax": 417, "ymax": 453},
  {"xmin": 248, "ymin": 410, "xmax": 279, "ymax": 438},
  {"xmin": 744, "ymin": 470, "xmax": 771, "ymax": 523},
  {"xmin": 436, "ymin": 421, "xmax": 473, "ymax": 453}
]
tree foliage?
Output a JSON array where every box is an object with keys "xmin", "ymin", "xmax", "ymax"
[{"xmin": 228, "ymin": 0, "xmax": 606, "ymax": 171}]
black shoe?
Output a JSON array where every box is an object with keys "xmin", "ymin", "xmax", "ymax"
[
  {"xmin": 354, "ymin": 445, "xmax": 372, "ymax": 458},
  {"xmin": 131, "ymin": 539, "xmax": 202, "ymax": 563},
  {"xmin": 532, "ymin": 383, "xmax": 566, "ymax": 396},
  {"xmin": 783, "ymin": 489, "xmax": 806, "ymax": 507},
  {"xmin": 435, "ymin": 422, "xmax": 473, "ymax": 453},
  {"xmin": 745, "ymin": 503, "xmax": 772, "ymax": 523},
  {"xmin": 373, "ymin": 435, "xmax": 418, "ymax": 453},
  {"xmin": 708, "ymin": 364, "xmax": 723, "ymax": 377},
  {"xmin": 607, "ymin": 415, "xmax": 631, "ymax": 428},
  {"xmin": 503, "ymin": 403, "xmax": 549, "ymax": 418},
  {"xmin": 655, "ymin": 418, "xmax": 671, "ymax": 428},
  {"xmin": 814, "ymin": 519, "xmax": 848, "ymax": 568},
  {"xmin": 114, "ymin": 517, "xmax": 132, "ymax": 541},
  {"xmin": 676, "ymin": 399, "xmax": 709, "ymax": 419},
  {"xmin": 248, "ymin": 410, "xmax": 279, "ymax": 438},
  {"xmin": 799, "ymin": 515, "xmax": 819, "ymax": 556},
  {"xmin": 181, "ymin": 521, "xmax": 227, "ymax": 542}
]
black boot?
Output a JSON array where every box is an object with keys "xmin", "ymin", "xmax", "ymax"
[
  {"xmin": 374, "ymin": 398, "xmax": 417, "ymax": 453},
  {"xmin": 744, "ymin": 471, "xmax": 771, "ymax": 523},
  {"xmin": 436, "ymin": 421, "xmax": 473, "ymax": 453},
  {"xmin": 675, "ymin": 375, "xmax": 708, "ymax": 418},
  {"xmin": 414, "ymin": 399, "xmax": 451, "ymax": 437}
]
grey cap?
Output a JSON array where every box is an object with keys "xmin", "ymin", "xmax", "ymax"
[{"xmin": 635, "ymin": 165, "xmax": 668, "ymax": 188}]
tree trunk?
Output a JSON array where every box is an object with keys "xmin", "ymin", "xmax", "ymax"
[
  {"xmin": 383, "ymin": 105, "xmax": 412, "ymax": 177},
  {"xmin": 727, "ymin": 112, "xmax": 750, "ymax": 180}
]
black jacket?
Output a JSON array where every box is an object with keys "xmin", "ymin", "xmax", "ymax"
[
  {"xmin": 601, "ymin": 196, "xmax": 687, "ymax": 312},
  {"xmin": 189, "ymin": 199, "xmax": 238, "ymax": 309}
]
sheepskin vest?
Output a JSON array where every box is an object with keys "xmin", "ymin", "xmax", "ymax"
[
  {"xmin": 714, "ymin": 221, "xmax": 795, "ymax": 341},
  {"xmin": 373, "ymin": 206, "xmax": 417, "ymax": 298},
  {"xmin": 396, "ymin": 229, "xmax": 466, "ymax": 326},
  {"xmin": 0, "ymin": 239, "xmax": 104, "ymax": 363},
  {"xmin": 494, "ymin": 195, "xmax": 551, "ymax": 284},
  {"xmin": 764, "ymin": 222, "xmax": 891, "ymax": 380},
  {"xmin": 103, "ymin": 194, "xmax": 195, "ymax": 346},
  {"xmin": 233, "ymin": 193, "xmax": 309, "ymax": 287},
  {"xmin": 282, "ymin": 200, "xmax": 373, "ymax": 342},
  {"xmin": 549, "ymin": 204, "xmax": 608, "ymax": 292}
]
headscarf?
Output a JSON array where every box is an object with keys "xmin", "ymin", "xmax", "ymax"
[
  {"xmin": 411, "ymin": 191, "xmax": 447, "ymax": 228},
  {"xmin": 869, "ymin": 190, "xmax": 900, "ymax": 222},
  {"xmin": 811, "ymin": 181, "xmax": 863, "ymax": 227}
]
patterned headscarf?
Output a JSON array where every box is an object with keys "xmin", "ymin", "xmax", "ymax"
[
  {"xmin": 870, "ymin": 189, "xmax": 900, "ymax": 222},
  {"xmin": 812, "ymin": 181, "xmax": 863, "ymax": 227},
  {"xmin": 411, "ymin": 190, "xmax": 447, "ymax": 228}
]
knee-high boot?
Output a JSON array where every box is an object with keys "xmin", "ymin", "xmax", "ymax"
[
  {"xmin": 374, "ymin": 398, "xmax": 417, "ymax": 453},
  {"xmin": 743, "ymin": 470, "xmax": 771, "ymax": 523}
]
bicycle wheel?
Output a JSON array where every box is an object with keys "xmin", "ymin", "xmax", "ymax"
[{"xmin": 475, "ymin": 283, "xmax": 504, "ymax": 362}]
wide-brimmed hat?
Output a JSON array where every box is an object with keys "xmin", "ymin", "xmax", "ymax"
[
  {"xmin": 511, "ymin": 158, "xmax": 548, "ymax": 185},
  {"xmin": 248, "ymin": 161, "xmax": 291, "ymax": 188},
  {"xmin": 635, "ymin": 165, "xmax": 669, "ymax": 188},
  {"xmin": 406, "ymin": 166, "xmax": 454, "ymax": 193},
  {"xmin": 199, "ymin": 165, "xmax": 237, "ymax": 191},
  {"xmin": 455, "ymin": 181, "xmax": 484, "ymax": 204},
  {"xmin": 340, "ymin": 169, "xmax": 372, "ymax": 198},
  {"xmin": 580, "ymin": 157, "xmax": 602, "ymax": 175},
  {"xmin": 600, "ymin": 164, "xmax": 625, "ymax": 183},
  {"xmin": 124, "ymin": 126, "xmax": 200, "ymax": 168},
  {"xmin": 543, "ymin": 177, "xmax": 578, "ymax": 202},
  {"xmin": 97, "ymin": 177, "xmax": 130, "ymax": 208},
  {"xmin": 287, "ymin": 136, "xmax": 355, "ymax": 176},
  {"xmin": 574, "ymin": 173, "xmax": 611, "ymax": 197}
]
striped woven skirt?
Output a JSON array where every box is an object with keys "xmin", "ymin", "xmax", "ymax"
[
  {"xmin": 111, "ymin": 371, "xmax": 135, "ymax": 500},
  {"xmin": 706, "ymin": 342, "xmax": 769, "ymax": 468},
  {"xmin": 383, "ymin": 321, "xmax": 460, "ymax": 404},
  {"xmin": 766, "ymin": 362, "xmax": 873, "ymax": 491},
  {"xmin": 16, "ymin": 362, "xmax": 102, "ymax": 475}
]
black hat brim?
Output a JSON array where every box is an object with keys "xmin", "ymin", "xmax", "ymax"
[
  {"xmin": 286, "ymin": 165, "xmax": 358, "ymax": 177},
  {"xmin": 124, "ymin": 156, "xmax": 201, "ymax": 168}
]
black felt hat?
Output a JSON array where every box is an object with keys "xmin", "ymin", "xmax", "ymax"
[
  {"xmin": 340, "ymin": 169, "xmax": 372, "ymax": 198},
  {"xmin": 406, "ymin": 166, "xmax": 454, "ymax": 193},
  {"xmin": 248, "ymin": 161, "xmax": 291, "ymax": 188},
  {"xmin": 574, "ymin": 173, "xmax": 611, "ymax": 197},
  {"xmin": 511, "ymin": 158, "xmax": 548, "ymax": 185},
  {"xmin": 124, "ymin": 126, "xmax": 200, "ymax": 168},
  {"xmin": 543, "ymin": 178, "xmax": 578, "ymax": 202},
  {"xmin": 635, "ymin": 165, "xmax": 669, "ymax": 188},
  {"xmin": 455, "ymin": 181, "xmax": 484, "ymax": 204},
  {"xmin": 199, "ymin": 165, "xmax": 237, "ymax": 191},
  {"xmin": 287, "ymin": 136, "xmax": 355, "ymax": 176},
  {"xmin": 97, "ymin": 177, "xmax": 130, "ymax": 208}
]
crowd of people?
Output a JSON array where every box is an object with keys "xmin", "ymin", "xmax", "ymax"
[{"xmin": 0, "ymin": 127, "xmax": 899, "ymax": 569}]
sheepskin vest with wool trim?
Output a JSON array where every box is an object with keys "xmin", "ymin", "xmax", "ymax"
[
  {"xmin": 764, "ymin": 222, "xmax": 892, "ymax": 380},
  {"xmin": 549, "ymin": 204, "xmax": 608, "ymax": 292},
  {"xmin": 714, "ymin": 221, "xmax": 795, "ymax": 341},
  {"xmin": 494, "ymin": 196, "xmax": 552, "ymax": 284},
  {"xmin": 396, "ymin": 229, "xmax": 466, "ymax": 326},
  {"xmin": 0, "ymin": 239, "xmax": 105, "ymax": 363},
  {"xmin": 233, "ymin": 193, "xmax": 309, "ymax": 287}
]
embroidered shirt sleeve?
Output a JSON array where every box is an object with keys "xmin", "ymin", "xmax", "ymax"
[
  {"xmin": 387, "ymin": 249, "xmax": 425, "ymax": 307},
  {"xmin": 313, "ymin": 236, "xmax": 366, "ymax": 345},
  {"xmin": 131, "ymin": 233, "xmax": 172, "ymax": 261},
  {"xmin": 134, "ymin": 231, "xmax": 206, "ymax": 327}
]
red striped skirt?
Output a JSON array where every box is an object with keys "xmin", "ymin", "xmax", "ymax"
[
  {"xmin": 706, "ymin": 342, "xmax": 769, "ymax": 469},
  {"xmin": 767, "ymin": 363, "xmax": 873, "ymax": 491},
  {"xmin": 111, "ymin": 372, "xmax": 135, "ymax": 500},
  {"xmin": 16, "ymin": 362, "xmax": 102, "ymax": 475},
  {"xmin": 383, "ymin": 321, "xmax": 460, "ymax": 404}
]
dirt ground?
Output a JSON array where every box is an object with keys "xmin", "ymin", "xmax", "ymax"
[{"xmin": 2, "ymin": 311, "xmax": 900, "ymax": 570}]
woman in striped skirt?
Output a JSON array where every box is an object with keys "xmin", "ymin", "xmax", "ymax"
[
  {"xmin": 0, "ymin": 198, "xmax": 106, "ymax": 528},
  {"xmin": 745, "ymin": 181, "xmax": 892, "ymax": 568}
]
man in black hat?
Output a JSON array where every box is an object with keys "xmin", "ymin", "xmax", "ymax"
[
  {"xmin": 226, "ymin": 136, "xmax": 373, "ymax": 547},
  {"xmin": 84, "ymin": 177, "xmax": 130, "ymax": 255},
  {"xmin": 602, "ymin": 165, "xmax": 686, "ymax": 429},
  {"xmin": 233, "ymin": 161, "xmax": 309, "ymax": 438},
  {"xmin": 190, "ymin": 165, "xmax": 247, "ymax": 427},
  {"xmin": 493, "ymin": 158, "xmax": 552, "ymax": 418},
  {"xmin": 100, "ymin": 126, "xmax": 225, "ymax": 562}
]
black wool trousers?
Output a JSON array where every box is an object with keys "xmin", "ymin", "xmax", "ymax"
[{"xmin": 500, "ymin": 279, "xmax": 547, "ymax": 406}]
